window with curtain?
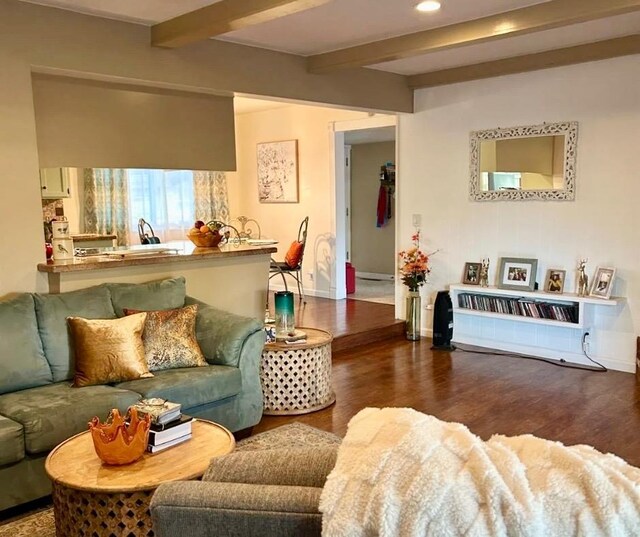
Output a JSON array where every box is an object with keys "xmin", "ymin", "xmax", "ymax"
[
  {"xmin": 127, "ymin": 169, "xmax": 195, "ymax": 244},
  {"xmin": 83, "ymin": 169, "xmax": 229, "ymax": 246}
]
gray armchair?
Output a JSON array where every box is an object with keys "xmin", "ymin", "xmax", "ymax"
[{"xmin": 151, "ymin": 446, "xmax": 338, "ymax": 537}]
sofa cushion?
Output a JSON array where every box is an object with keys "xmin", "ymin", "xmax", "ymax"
[
  {"xmin": 34, "ymin": 286, "xmax": 117, "ymax": 382},
  {"xmin": 107, "ymin": 277, "xmax": 186, "ymax": 318},
  {"xmin": 115, "ymin": 365, "xmax": 241, "ymax": 410},
  {"xmin": 0, "ymin": 294, "xmax": 53, "ymax": 394},
  {"xmin": 68, "ymin": 314, "xmax": 153, "ymax": 387},
  {"xmin": 0, "ymin": 414, "xmax": 24, "ymax": 465},
  {"xmin": 0, "ymin": 382, "xmax": 141, "ymax": 455},
  {"xmin": 185, "ymin": 298, "xmax": 264, "ymax": 367},
  {"xmin": 123, "ymin": 305, "xmax": 207, "ymax": 371}
]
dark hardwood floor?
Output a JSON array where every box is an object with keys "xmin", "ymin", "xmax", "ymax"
[
  {"xmin": 258, "ymin": 297, "xmax": 640, "ymax": 467},
  {"xmin": 269, "ymin": 294, "xmax": 404, "ymax": 351}
]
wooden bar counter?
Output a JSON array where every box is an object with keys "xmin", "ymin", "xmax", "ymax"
[{"xmin": 37, "ymin": 241, "xmax": 277, "ymax": 320}]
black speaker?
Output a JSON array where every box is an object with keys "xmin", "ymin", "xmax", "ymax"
[{"xmin": 431, "ymin": 290, "xmax": 455, "ymax": 350}]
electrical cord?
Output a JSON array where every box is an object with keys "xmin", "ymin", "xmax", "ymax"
[
  {"xmin": 453, "ymin": 344, "xmax": 607, "ymax": 372},
  {"xmin": 581, "ymin": 347, "xmax": 607, "ymax": 371}
]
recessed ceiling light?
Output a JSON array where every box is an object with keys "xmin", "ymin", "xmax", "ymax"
[{"xmin": 416, "ymin": 1, "xmax": 441, "ymax": 12}]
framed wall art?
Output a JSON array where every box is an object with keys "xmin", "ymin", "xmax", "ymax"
[
  {"xmin": 497, "ymin": 257, "xmax": 538, "ymax": 292},
  {"xmin": 544, "ymin": 269, "xmax": 566, "ymax": 294},
  {"xmin": 462, "ymin": 262, "xmax": 482, "ymax": 285},
  {"xmin": 257, "ymin": 140, "xmax": 299, "ymax": 203},
  {"xmin": 589, "ymin": 266, "xmax": 616, "ymax": 299}
]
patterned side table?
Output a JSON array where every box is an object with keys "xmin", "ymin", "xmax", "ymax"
[{"xmin": 261, "ymin": 327, "xmax": 335, "ymax": 415}]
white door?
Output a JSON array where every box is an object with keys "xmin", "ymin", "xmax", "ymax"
[{"xmin": 344, "ymin": 145, "xmax": 352, "ymax": 262}]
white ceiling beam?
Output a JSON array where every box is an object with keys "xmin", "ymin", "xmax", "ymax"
[
  {"xmin": 308, "ymin": 0, "xmax": 640, "ymax": 73},
  {"xmin": 152, "ymin": 0, "xmax": 331, "ymax": 48},
  {"xmin": 407, "ymin": 34, "xmax": 640, "ymax": 89}
]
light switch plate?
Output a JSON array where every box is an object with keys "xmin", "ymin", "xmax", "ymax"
[{"xmin": 412, "ymin": 214, "xmax": 422, "ymax": 227}]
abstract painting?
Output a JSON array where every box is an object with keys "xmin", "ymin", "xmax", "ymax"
[{"xmin": 257, "ymin": 140, "xmax": 298, "ymax": 203}]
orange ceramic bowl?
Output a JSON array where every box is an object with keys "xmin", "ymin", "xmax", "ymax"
[{"xmin": 89, "ymin": 408, "xmax": 150, "ymax": 465}]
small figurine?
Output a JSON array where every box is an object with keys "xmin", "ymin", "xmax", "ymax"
[
  {"xmin": 479, "ymin": 258, "xmax": 490, "ymax": 287},
  {"xmin": 577, "ymin": 258, "xmax": 589, "ymax": 296}
]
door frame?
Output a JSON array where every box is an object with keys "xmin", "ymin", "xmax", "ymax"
[{"xmin": 329, "ymin": 115, "xmax": 398, "ymax": 300}]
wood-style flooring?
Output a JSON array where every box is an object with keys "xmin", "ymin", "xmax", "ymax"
[
  {"xmin": 271, "ymin": 294, "xmax": 404, "ymax": 351},
  {"xmin": 258, "ymin": 297, "xmax": 640, "ymax": 467}
]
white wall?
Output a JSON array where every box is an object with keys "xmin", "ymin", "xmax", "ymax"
[
  {"xmin": 227, "ymin": 104, "xmax": 374, "ymax": 298},
  {"xmin": 398, "ymin": 55, "xmax": 640, "ymax": 372}
]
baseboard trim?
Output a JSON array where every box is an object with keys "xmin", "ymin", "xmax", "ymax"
[
  {"xmin": 268, "ymin": 282, "xmax": 332, "ymax": 299},
  {"xmin": 452, "ymin": 334, "xmax": 633, "ymax": 373}
]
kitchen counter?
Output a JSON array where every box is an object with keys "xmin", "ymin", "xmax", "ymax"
[
  {"xmin": 38, "ymin": 241, "xmax": 276, "ymax": 273},
  {"xmin": 71, "ymin": 233, "xmax": 117, "ymax": 243},
  {"xmin": 37, "ymin": 241, "xmax": 278, "ymax": 320}
]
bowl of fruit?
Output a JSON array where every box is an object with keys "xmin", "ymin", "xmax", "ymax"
[{"xmin": 187, "ymin": 220, "xmax": 224, "ymax": 248}]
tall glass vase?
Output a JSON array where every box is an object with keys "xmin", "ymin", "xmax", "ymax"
[{"xmin": 405, "ymin": 290, "xmax": 421, "ymax": 341}]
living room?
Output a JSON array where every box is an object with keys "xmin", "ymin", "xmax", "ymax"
[{"xmin": 1, "ymin": 0, "xmax": 640, "ymax": 535}]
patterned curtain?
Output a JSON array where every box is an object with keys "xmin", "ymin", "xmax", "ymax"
[
  {"xmin": 83, "ymin": 169, "xmax": 130, "ymax": 246},
  {"xmin": 193, "ymin": 171, "xmax": 229, "ymax": 223}
]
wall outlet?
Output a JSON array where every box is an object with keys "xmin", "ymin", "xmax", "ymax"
[
  {"xmin": 582, "ymin": 332, "xmax": 591, "ymax": 352},
  {"xmin": 307, "ymin": 272, "xmax": 314, "ymax": 281},
  {"xmin": 412, "ymin": 214, "xmax": 422, "ymax": 228}
]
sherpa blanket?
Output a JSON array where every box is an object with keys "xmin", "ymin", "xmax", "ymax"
[{"xmin": 320, "ymin": 408, "xmax": 640, "ymax": 537}]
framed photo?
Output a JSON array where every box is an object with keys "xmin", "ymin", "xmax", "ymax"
[
  {"xmin": 497, "ymin": 257, "xmax": 538, "ymax": 292},
  {"xmin": 589, "ymin": 267, "xmax": 616, "ymax": 299},
  {"xmin": 544, "ymin": 269, "xmax": 566, "ymax": 294},
  {"xmin": 257, "ymin": 140, "xmax": 299, "ymax": 203},
  {"xmin": 462, "ymin": 262, "xmax": 482, "ymax": 285}
]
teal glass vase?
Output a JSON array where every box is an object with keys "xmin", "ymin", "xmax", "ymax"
[{"xmin": 274, "ymin": 291, "xmax": 295, "ymax": 337}]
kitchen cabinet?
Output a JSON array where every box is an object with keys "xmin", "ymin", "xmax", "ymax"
[{"xmin": 40, "ymin": 167, "xmax": 70, "ymax": 199}]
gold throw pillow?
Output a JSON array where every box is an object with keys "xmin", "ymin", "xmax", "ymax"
[
  {"xmin": 123, "ymin": 305, "xmax": 207, "ymax": 371},
  {"xmin": 68, "ymin": 313, "xmax": 153, "ymax": 387}
]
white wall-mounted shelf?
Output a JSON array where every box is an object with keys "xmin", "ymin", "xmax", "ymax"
[{"xmin": 449, "ymin": 284, "xmax": 620, "ymax": 330}]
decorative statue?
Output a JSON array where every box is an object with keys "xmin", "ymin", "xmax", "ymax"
[
  {"xmin": 577, "ymin": 259, "xmax": 589, "ymax": 296},
  {"xmin": 479, "ymin": 258, "xmax": 490, "ymax": 288}
]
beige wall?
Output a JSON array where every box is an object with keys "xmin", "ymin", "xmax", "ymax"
[
  {"xmin": 228, "ymin": 104, "xmax": 382, "ymax": 298},
  {"xmin": 399, "ymin": 55, "xmax": 640, "ymax": 372},
  {"xmin": 33, "ymin": 75, "xmax": 236, "ymax": 170},
  {"xmin": 350, "ymin": 142, "xmax": 396, "ymax": 275},
  {"xmin": 0, "ymin": 0, "xmax": 410, "ymax": 297}
]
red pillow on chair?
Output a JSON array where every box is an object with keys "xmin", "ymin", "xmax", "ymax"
[{"xmin": 284, "ymin": 241, "xmax": 304, "ymax": 269}]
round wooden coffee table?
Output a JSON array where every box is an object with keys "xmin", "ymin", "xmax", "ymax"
[
  {"xmin": 45, "ymin": 419, "xmax": 234, "ymax": 537},
  {"xmin": 261, "ymin": 327, "xmax": 335, "ymax": 415}
]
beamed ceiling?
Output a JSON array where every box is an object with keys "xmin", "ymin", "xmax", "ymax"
[{"xmin": 21, "ymin": 0, "xmax": 640, "ymax": 88}]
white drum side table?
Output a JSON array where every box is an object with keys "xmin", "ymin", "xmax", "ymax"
[{"xmin": 261, "ymin": 327, "xmax": 335, "ymax": 415}]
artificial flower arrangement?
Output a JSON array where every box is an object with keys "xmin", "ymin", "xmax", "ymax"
[{"xmin": 398, "ymin": 231, "xmax": 435, "ymax": 292}]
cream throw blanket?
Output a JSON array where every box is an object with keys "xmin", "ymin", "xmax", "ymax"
[{"xmin": 320, "ymin": 408, "xmax": 640, "ymax": 537}]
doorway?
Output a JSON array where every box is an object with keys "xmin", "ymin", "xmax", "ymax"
[{"xmin": 332, "ymin": 117, "xmax": 397, "ymax": 304}]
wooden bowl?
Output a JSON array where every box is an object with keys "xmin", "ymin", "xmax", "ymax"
[
  {"xmin": 187, "ymin": 231, "xmax": 223, "ymax": 248},
  {"xmin": 89, "ymin": 408, "xmax": 150, "ymax": 465}
]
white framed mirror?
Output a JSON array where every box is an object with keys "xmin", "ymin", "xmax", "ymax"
[{"xmin": 470, "ymin": 121, "xmax": 578, "ymax": 201}]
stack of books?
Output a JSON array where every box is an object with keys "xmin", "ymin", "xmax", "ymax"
[{"xmin": 132, "ymin": 400, "xmax": 194, "ymax": 453}]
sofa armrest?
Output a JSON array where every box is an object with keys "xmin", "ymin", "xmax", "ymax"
[
  {"xmin": 151, "ymin": 482, "xmax": 322, "ymax": 537},
  {"xmin": 185, "ymin": 296, "xmax": 264, "ymax": 367},
  {"xmin": 203, "ymin": 446, "xmax": 338, "ymax": 488}
]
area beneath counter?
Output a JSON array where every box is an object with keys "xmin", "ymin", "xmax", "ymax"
[{"xmin": 38, "ymin": 241, "xmax": 277, "ymax": 320}]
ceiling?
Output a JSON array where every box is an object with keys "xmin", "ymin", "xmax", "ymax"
[
  {"xmin": 20, "ymin": 0, "xmax": 640, "ymax": 77},
  {"xmin": 344, "ymin": 126, "xmax": 396, "ymax": 145}
]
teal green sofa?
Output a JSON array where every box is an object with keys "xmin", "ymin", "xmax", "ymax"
[{"xmin": 0, "ymin": 277, "xmax": 265, "ymax": 512}]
